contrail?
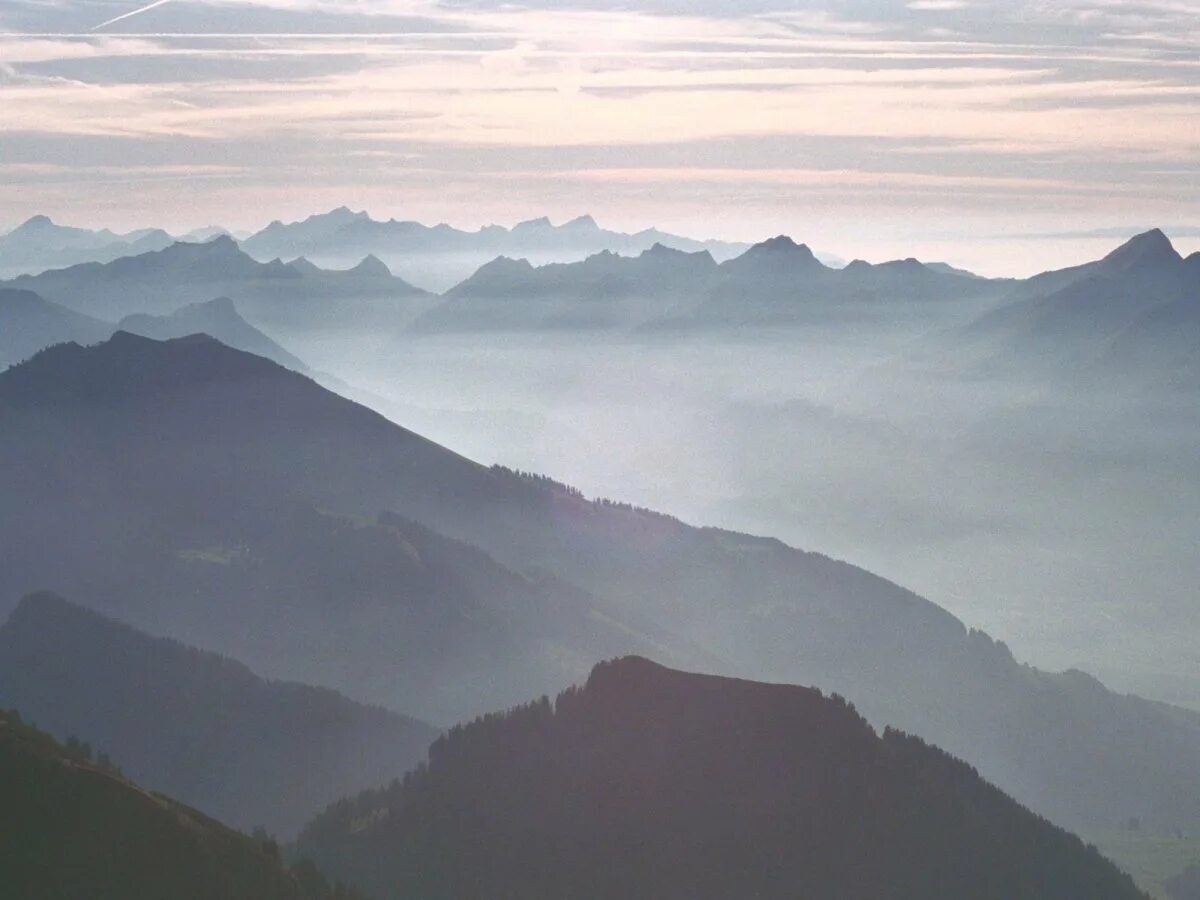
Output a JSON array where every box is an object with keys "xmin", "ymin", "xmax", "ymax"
[{"xmin": 91, "ymin": 0, "xmax": 175, "ymax": 31}]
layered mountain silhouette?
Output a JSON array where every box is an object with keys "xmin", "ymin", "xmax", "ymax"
[
  {"xmin": 0, "ymin": 287, "xmax": 310, "ymax": 375},
  {"xmin": 118, "ymin": 296, "xmax": 309, "ymax": 373},
  {"xmin": 0, "ymin": 708, "xmax": 364, "ymax": 900},
  {"xmin": 0, "ymin": 332, "xmax": 684, "ymax": 723},
  {"xmin": 297, "ymin": 657, "xmax": 1146, "ymax": 900},
  {"xmin": 0, "ymin": 287, "xmax": 111, "ymax": 368},
  {"xmin": 0, "ymin": 214, "xmax": 174, "ymax": 279},
  {"xmin": 950, "ymin": 230, "xmax": 1199, "ymax": 382},
  {"xmin": 2, "ymin": 235, "xmax": 434, "ymax": 341},
  {"xmin": 240, "ymin": 207, "xmax": 751, "ymax": 291},
  {"xmin": 1, "ymin": 331, "xmax": 1198, "ymax": 838},
  {"xmin": 0, "ymin": 592, "xmax": 438, "ymax": 835},
  {"xmin": 415, "ymin": 243, "xmax": 720, "ymax": 331},
  {"xmin": 416, "ymin": 234, "xmax": 1009, "ymax": 332}
]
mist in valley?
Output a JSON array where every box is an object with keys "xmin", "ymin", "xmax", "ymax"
[{"xmin": 292, "ymin": 316, "xmax": 1199, "ymax": 712}]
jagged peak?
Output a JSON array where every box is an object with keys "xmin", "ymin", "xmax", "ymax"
[
  {"xmin": 1101, "ymin": 228, "xmax": 1181, "ymax": 270},
  {"xmin": 748, "ymin": 235, "xmax": 815, "ymax": 257},
  {"xmin": 348, "ymin": 254, "xmax": 392, "ymax": 277}
]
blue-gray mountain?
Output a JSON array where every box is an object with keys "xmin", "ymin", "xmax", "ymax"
[
  {"xmin": 0, "ymin": 592, "xmax": 438, "ymax": 836},
  {"xmin": 1, "ymin": 331, "xmax": 1198, "ymax": 840}
]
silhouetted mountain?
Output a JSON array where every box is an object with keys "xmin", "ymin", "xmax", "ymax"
[
  {"xmin": 0, "ymin": 214, "xmax": 174, "ymax": 279},
  {"xmin": 297, "ymin": 657, "xmax": 1146, "ymax": 900},
  {"xmin": 952, "ymin": 230, "xmax": 1198, "ymax": 379},
  {"xmin": 119, "ymin": 296, "xmax": 309, "ymax": 373},
  {"xmin": 0, "ymin": 332, "xmax": 682, "ymax": 723},
  {"xmin": 0, "ymin": 592, "xmax": 438, "ymax": 835},
  {"xmin": 240, "ymin": 208, "xmax": 750, "ymax": 291},
  {"xmin": 1, "ymin": 332, "xmax": 1198, "ymax": 838},
  {"xmin": 415, "ymin": 243, "xmax": 719, "ymax": 330},
  {"xmin": 418, "ymin": 235, "xmax": 1009, "ymax": 332},
  {"xmin": 0, "ymin": 708, "xmax": 365, "ymax": 900},
  {"xmin": 3, "ymin": 236, "xmax": 434, "ymax": 341},
  {"xmin": 0, "ymin": 288, "xmax": 111, "ymax": 369}
]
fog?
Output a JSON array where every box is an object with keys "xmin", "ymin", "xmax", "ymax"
[{"xmin": 289, "ymin": 323, "xmax": 1200, "ymax": 711}]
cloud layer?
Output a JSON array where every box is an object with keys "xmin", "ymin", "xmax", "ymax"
[{"xmin": 1, "ymin": 0, "xmax": 1197, "ymax": 272}]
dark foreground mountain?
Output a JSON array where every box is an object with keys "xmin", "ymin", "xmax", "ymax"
[
  {"xmin": 298, "ymin": 657, "xmax": 1146, "ymax": 900},
  {"xmin": 2, "ymin": 332, "xmax": 1199, "ymax": 840},
  {"xmin": 0, "ymin": 708, "xmax": 364, "ymax": 900},
  {"xmin": 0, "ymin": 592, "xmax": 438, "ymax": 836},
  {"xmin": 0, "ymin": 332, "xmax": 683, "ymax": 723}
]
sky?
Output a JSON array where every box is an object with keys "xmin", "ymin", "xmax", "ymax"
[{"xmin": 1, "ymin": 0, "xmax": 1198, "ymax": 274}]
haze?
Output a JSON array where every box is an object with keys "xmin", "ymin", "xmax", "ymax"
[{"xmin": 2, "ymin": 0, "xmax": 1199, "ymax": 274}]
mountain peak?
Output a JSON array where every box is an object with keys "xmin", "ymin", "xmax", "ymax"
[
  {"xmin": 748, "ymin": 235, "xmax": 816, "ymax": 259},
  {"xmin": 513, "ymin": 216, "xmax": 553, "ymax": 231},
  {"xmin": 286, "ymin": 256, "xmax": 323, "ymax": 275},
  {"xmin": 319, "ymin": 206, "xmax": 367, "ymax": 223},
  {"xmin": 16, "ymin": 214, "xmax": 56, "ymax": 231},
  {"xmin": 348, "ymin": 254, "xmax": 392, "ymax": 277},
  {"xmin": 0, "ymin": 331, "xmax": 288, "ymax": 409},
  {"xmin": 563, "ymin": 214, "xmax": 599, "ymax": 230},
  {"xmin": 1101, "ymin": 228, "xmax": 1181, "ymax": 270}
]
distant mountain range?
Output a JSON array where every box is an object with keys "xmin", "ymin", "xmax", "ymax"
[
  {"xmin": 6, "ymin": 223, "xmax": 1192, "ymax": 388},
  {"xmin": 0, "ymin": 209, "xmax": 756, "ymax": 291},
  {"xmin": 0, "ymin": 214, "xmax": 176, "ymax": 280},
  {"xmin": 416, "ymin": 235, "xmax": 1009, "ymax": 332},
  {"xmin": 0, "ymin": 592, "xmax": 438, "ymax": 836},
  {"xmin": 238, "ymin": 207, "xmax": 756, "ymax": 290},
  {"xmin": 0, "ymin": 287, "xmax": 309, "ymax": 373},
  {"xmin": 2, "ymin": 235, "xmax": 434, "ymax": 343},
  {"xmin": 297, "ymin": 656, "xmax": 1147, "ymax": 900},
  {"xmin": 947, "ymin": 229, "xmax": 1200, "ymax": 386},
  {"xmin": 2, "ymin": 331, "xmax": 1198, "ymax": 842},
  {"xmin": 0, "ymin": 707, "xmax": 363, "ymax": 900}
]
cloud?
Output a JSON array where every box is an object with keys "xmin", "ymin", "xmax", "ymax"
[{"xmin": 0, "ymin": 0, "xmax": 1194, "ymax": 258}]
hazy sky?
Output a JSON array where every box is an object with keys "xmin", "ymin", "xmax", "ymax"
[{"xmin": 1, "ymin": 0, "xmax": 1198, "ymax": 274}]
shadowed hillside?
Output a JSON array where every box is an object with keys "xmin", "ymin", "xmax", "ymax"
[
  {"xmin": 0, "ymin": 708, "xmax": 365, "ymax": 900},
  {"xmin": 298, "ymin": 657, "xmax": 1147, "ymax": 900},
  {"xmin": 0, "ymin": 332, "xmax": 1197, "ymax": 838},
  {"xmin": 0, "ymin": 592, "xmax": 439, "ymax": 836}
]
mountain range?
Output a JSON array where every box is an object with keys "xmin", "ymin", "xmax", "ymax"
[
  {"xmin": 0, "ymin": 209, "xmax": 755, "ymax": 292},
  {"xmin": 1, "ymin": 330, "xmax": 1198, "ymax": 844},
  {"xmin": 0, "ymin": 214, "xmax": 176, "ymax": 280},
  {"xmin": 297, "ymin": 656, "xmax": 1147, "ymax": 900},
  {"xmin": 413, "ymin": 235, "xmax": 1009, "ymax": 332},
  {"xmin": 2, "ymin": 235, "xmax": 434, "ymax": 343},
  {"xmin": 948, "ymin": 229, "xmax": 1200, "ymax": 386},
  {"xmin": 239, "ymin": 207, "xmax": 755, "ymax": 290},
  {"xmin": 0, "ymin": 707, "xmax": 364, "ymax": 900},
  {"xmin": 0, "ymin": 592, "xmax": 438, "ymax": 836},
  {"xmin": 0, "ymin": 287, "xmax": 308, "ymax": 373},
  {"xmin": 5, "ymin": 224, "xmax": 1192, "ymax": 390}
]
